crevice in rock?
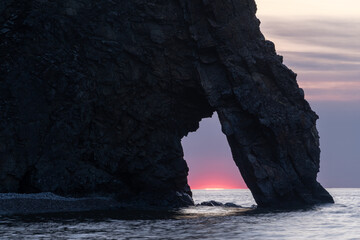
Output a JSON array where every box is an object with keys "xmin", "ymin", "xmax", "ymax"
[{"xmin": 18, "ymin": 167, "xmax": 40, "ymax": 194}]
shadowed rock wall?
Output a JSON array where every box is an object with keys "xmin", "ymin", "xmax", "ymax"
[{"xmin": 0, "ymin": 0, "xmax": 333, "ymax": 207}]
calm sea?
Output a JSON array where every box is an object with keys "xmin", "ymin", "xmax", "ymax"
[{"xmin": 0, "ymin": 188, "xmax": 359, "ymax": 239}]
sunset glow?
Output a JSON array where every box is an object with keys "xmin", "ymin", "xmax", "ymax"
[
  {"xmin": 182, "ymin": 117, "xmax": 248, "ymax": 190},
  {"xmin": 187, "ymin": 156, "xmax": 247, "ymax": 190},
  {"xmin": 203, "ymin": 188, "xmax": 226, "ymax": 191},
  {"xmin": 189, "ymin": 174, "xmax": 246, "ymax": 190}
]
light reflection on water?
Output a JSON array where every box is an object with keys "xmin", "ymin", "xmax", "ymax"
[
  {"xmin": 0, "ymin": 189, "xmax": 359, "ymax": 240},
  {"xmin": 177, "ymin": 206, "xmax": 252, "ymax": 219}
]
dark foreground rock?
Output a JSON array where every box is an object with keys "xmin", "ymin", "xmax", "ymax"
[
  {"xmin": 0, "ymin": 0, "xmax": 333, "ymax": 208},
  {"xmin": 199, "ymin": 201, "xmax": 224, "ymax": 207}
]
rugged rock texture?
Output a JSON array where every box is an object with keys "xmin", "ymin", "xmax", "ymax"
[{"xmin": 0, "ymin": 0, "xmax": 333, "ymax": 208}]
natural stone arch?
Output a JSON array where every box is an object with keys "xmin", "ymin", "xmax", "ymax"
[{"xmin": 0, "ymin": 0, "xmax": 333, "ymax": 208}]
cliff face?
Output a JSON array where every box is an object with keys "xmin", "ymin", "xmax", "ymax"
[{"xmin": 0, "ymin": 0, "xmax": 333, "ymax": 207}]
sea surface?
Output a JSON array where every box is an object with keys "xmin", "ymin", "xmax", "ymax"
[{"xmin": 0, "ymin": 188, "xmax": 359, "ymax": 240}]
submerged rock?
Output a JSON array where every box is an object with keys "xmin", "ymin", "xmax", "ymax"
[
  {"xmin": 198, "ymin": 201, "xmax": 243, "ymax": 208},
  {"xmin": 0, "ymin": 0, "xmax": 333, "ymax": 208},
  {"xmin": 224, "ymin": 203, "xmax": 243, "ymax": 208},
  {"xmin": 200, "ymin": 201, "xmax": 224, "ymax": 207}
]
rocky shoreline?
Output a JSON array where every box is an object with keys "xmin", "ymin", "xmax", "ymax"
[
  {"xmin": 0, "ymin": 193, "xmax": 124, "ymax": 215},
  {"xmin": 0, "ymin": 193, "xmax": 255, "ymax": 216}
]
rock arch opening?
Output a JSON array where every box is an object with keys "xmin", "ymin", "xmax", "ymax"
[{"xmin": 182, "ymin": 113, "xmax": 247, "ymax": 190}]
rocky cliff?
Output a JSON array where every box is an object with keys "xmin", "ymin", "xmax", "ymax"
[{"xmin": 0, "ymin": 0, "xmax": 333, "ymax": 208}]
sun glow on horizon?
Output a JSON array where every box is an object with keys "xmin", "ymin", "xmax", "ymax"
[
  {"xmin": 193, "ymin": 187, "xmax": 247, "ymax": 190},
  {"xmin": 189, "ymin": 181, "xmax": 248, "ymax": 190},
  {"xmin": 203, "ymin": 188, "xmax": 225, "ymax": 190}
]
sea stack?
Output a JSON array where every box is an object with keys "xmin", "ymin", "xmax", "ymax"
[{"xmin": 0, "ymin": 0, "xmax": 333, "ymax": 208}]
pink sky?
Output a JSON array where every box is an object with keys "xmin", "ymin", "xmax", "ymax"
[{"xmin": 182, "ymin": 0, "xmax": 360, "ymax": 189}]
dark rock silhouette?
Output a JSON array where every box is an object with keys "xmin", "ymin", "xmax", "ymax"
[
  {"xmin": 200, "ymin": 201, "xmax": 224, "ymax": 207},
  {"xmin": 198, "ymin": 201, "xmax": 243, "ymax": 208},
  {"xmin": 224, "ymin": 203, "xmax": 243, "ymax": 208},
  {"xmin": 0, "ymin": 0, "xmax": 333, "ymax": 208}
]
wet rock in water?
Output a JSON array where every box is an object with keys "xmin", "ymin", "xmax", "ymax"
[
  {"xmin": 0, "ymin": 0, "xmax": 333, "ymax": 210},
  {"xmin": 224, "ymin": 203, "xmax": 242, "ymax": 208},
  {"xmin": 200, "ymin": 201, "xmax": 224, "ymax": 207},
  {"xmin": 197, "ymin": 201, "xmax": 243, "ymax": 208}
]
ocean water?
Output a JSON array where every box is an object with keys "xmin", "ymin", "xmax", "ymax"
[{"xmin": 0, "ymin": 188, "xmax": 359, "ymax": 240}]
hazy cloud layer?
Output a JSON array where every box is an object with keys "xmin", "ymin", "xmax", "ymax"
[{"xmin": 260, "ymin": 18, "xmax": 360, "ymax": 51}]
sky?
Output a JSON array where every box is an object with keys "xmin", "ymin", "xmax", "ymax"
[{"xmin": 182, "ymin": 0, "xmax": 360, "ymax": 189}]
